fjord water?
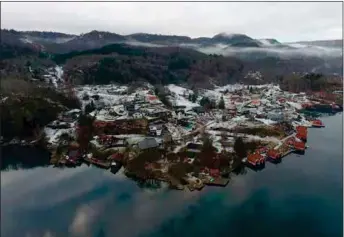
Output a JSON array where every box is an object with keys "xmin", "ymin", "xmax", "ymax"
[{"xmin": 1, "ymin": 114, "xmax": 343, "ymax": 237}]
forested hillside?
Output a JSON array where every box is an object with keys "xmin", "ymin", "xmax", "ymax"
[{"xmin": 57, "ymin": 44, "xmax": 245, "ymax": 88}]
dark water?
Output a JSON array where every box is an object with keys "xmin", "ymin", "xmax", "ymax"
[{"xmin": 1, "ymin": 114, "xmax": 343, "ymax": 237}]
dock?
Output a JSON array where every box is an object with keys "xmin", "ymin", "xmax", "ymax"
[
  {"xmin": 83, "ymin": 157, "xmax": 111, "ymax": 169},
  {"xmin": 203, "ymin": 177, "xmax": 229, "ymax": 187}
]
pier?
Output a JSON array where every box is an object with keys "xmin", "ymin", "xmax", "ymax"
[{"xmin": 83, "ymin": 157, "xmax": 111, "ymax": 169}]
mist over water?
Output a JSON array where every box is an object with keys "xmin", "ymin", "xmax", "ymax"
[{"xmin": 1, "ymin": 113, "xmax": 343, "ymax": 237}]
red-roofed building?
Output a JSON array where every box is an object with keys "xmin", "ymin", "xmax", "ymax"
[
  {"xmin": 293, "ymin": 141, "xmax": 306, "ymax": 151},
  {"xmin": 296, "ymin": 126, "xmax": 308, "ymax": 141},
  {"xmin": 278, "ymin": 98, "xmax": 286, "ymax": 103},
  {"xmin": 247, "ymin": 153, "xmax": 264, "ymax": 166},
  {"xmin": 209, "ymin": 169, "xmax": 220, "ymax": 178},
  {"xmin": 93, "ymin": 121, "xmax": 107, "ymax": 128},
  {"xmin": 147, "ymin": 95, "xmax": 158, "ymax": 101},
  {"xmin": 251, "ymin": 100, "xmax": 261, "ymax": 106},
  {"xmin": 110, "ymin": 153, "xmax": 124, "ymax": 162},
  {"xmin": 296, "ymin": 132, "xmax": 307, "ymax": 141},
  {"xmin": 296, "ymin": 126, "xmax": 308, "ymax": 133},
  {"xmin": 267, "ymin": 149, "xmax": 281, "ymax": 160}
]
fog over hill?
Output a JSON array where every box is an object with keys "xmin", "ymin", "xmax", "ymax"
[
  {"xmin": 1, "ymin": 29, "xmax": 342, "ymax": 83},
  {"xmin": 2, "ymin": 29, "xmax": 342, "ymax": 57}
]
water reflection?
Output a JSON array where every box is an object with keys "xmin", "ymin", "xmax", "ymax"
[
  {"xmin": 1, "ymin": 145, "xmax": 51, "ymax": 171},
  {"xmin": 1, "ymin": 113, "xmax": 343, "ymax": 237}
]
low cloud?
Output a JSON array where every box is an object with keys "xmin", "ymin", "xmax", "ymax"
[{"xmin": 196, "ymin": 44, "xmax": 343, "ymax": 59}]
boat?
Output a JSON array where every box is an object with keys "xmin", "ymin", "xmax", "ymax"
[
  {"xmin": 110, "ymin": 161, "xmax": 122, "ymax": 174},
  {"xmin": 83, "ymin": 156, "xmax": 111, "ymax": 169},
  {"xmin": 312, "ymin": 119, "xmax": 325, "ymax": 128}
]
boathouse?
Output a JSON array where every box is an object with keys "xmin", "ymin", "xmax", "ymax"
[
  {"xmin": 247, "ymin": 153, "xmax": 264, "ymax": 166},
  {"xmin": 293, "ymin": 141, "xmax": 306, "ymax": 151},
  {"xmin": 267, "ymin": 149, "xmax": 281, "ymax": 160}
]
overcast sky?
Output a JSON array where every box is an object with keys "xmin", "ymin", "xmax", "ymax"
[{"xmin": 1, "ymin": 1, "xmax": 342, "ymax": 42}]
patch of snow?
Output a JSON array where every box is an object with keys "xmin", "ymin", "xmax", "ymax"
[
  {"xmin": 44, "ymin": 127, "xmax": 75, "ymax": 144},
  {"xmin": 167, "ymin": 84, "xmax": 193, "ymax": 96},
  {"xmin": 287, "ymin": 101, "xmax": 302, "ymax": 110},
  {"xmin": 55, "ymin": 66, "xmax": 64, "ymax": 81},
  {"xmin": 20, "ymin": 37, "xmax": 33, "ymax": 44},
  {"xmin": 166, "ymin": 84, "xmax": 200, "ymax": 109},
  {"xmin": 254, "ymin": 118, "xmax": 277, "ymax": 125}
]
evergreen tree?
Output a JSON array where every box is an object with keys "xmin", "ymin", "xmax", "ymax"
[
  {"xmin": 191, "ymin": 93, "xmax": 197, "ymax": 103},
  {"xmin": 84, "ymin": 101, "xmax": 95, "ymax": 114},
  {"xmin": 200, "ymin": 97, "xmax": 210, "ymax": 107},
  {"xmin": 234, "ymin": 137, "xmax": 247, "ymax": 158},
  {"xmin": 77, "ymin": 113, "xmax": 95, "ymax": 152},
  {"xmin": 188, "ymin": 94, "xmax": 193, "ymax": 102},
  {"xmin": 218, "ymin": 96, "xmax": 225, "ymax": 109}
]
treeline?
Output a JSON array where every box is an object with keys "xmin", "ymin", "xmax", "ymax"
[
  {"xmin": 56, "ymin": 43, "xmax": 244, "ymax": 88},
  {"xmin": 279, "ymin": 73, "xmax": 342, "ymax": 93},
  {"xmin": 1, "ymin": 78, "xmax": 80, "ymax": 140}
]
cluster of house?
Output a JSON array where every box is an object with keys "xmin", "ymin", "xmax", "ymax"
[{"xmin": 43, "ymin": 83, "xmax": 333, "ymax": 179}]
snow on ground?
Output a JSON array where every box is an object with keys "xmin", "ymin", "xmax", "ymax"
[
  {"xmin": 207, "ymin": 129, "xmax": 280, "ymax": 144},
  {"xmin": 55, "ymin": 66, "xmax": 63, "ymax": 81},
  {"xmin": 165, "ymin": 123, "xmax": 185, "ymax": 140},
  {"xmin": 214, "ymin": 84, "xmax": 244, "ymax": 93},
  {"xmin": 245, "ymin": 134, "xmax": 280, "ymax": 144},
  {"xmin": 175, "ymin": 97, "xmax": 199, "ymax": 108},
  {"xmin": 173, "ymin": 144, "xmax": 185, "ymax": 153},
  {"xmin": 207, "ymin": 121, "xmax": 237, "ymax": 130},
  {"xmin": 76, "ymin": 85, "xmax": 128, "ymax": 109},
  {"xmin": 232, "ymin": 116, "xmax": 249, "ymax": 122},
  {"xmin": 214, "ymin": 83, "xmax": 278, "ymax": 93},
  {"xmin": 202, "ymin": 89, "xmax": 222, "ymax": 102},
  {"xmin": 44, "ymin": 127, "xmax": 75, "ymax": 144},
  {"xmin": 254, "ymin": 118, "xmax": 277, "ymax": 125},
  {"xmin": 287, "ymin": 101, "xmax": 302, "ymax": 110},
  {"xmin": 116, "ymin": 134, "xmax": 146, "ymax": 145},
  {"xmin": 167, "ymin": 84, "xmax": 193, "ymax": 96},
  {"xmin": 166, "ymin": 84, "xmax": 200, "ymax": 109},
  {"xmin": 20, "ymin": 37, "xmax": 33, "ymax": 44}
]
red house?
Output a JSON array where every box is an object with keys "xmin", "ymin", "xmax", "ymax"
[
  {"xmin": 110, "ymin": 153, "xmax": 124, "ymax": 162},
  {"xmin": 296, "ymin": 126, "xmax": 308, "ymax": 134},
  {"xmin": 278, "ymin": 98, "xmax": 286, "ymax": 103},
  {"xmin": 209, "ymin": 169, "xmax": 220, "ymax": 178},
  {"xmin": 296, "ymin": 126, "xmax": 308, "ymax": 141},
  {"xmin": 293, "ymin": 141, "xmax": 306, "ymax": 151},
  {"xmin": 247, "ymin": 153, "xmax": 264, "ymax": 166},
  {"xmin": 296, "ymin": 132, "xmax": 307, "ymax": 141},
  {"xmin": 267, "ymin": 149, "xmax": 281, "ymax": 160}
]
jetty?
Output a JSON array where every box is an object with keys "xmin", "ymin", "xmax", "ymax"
[
  {"xmin": 83, "ymin": 157, "xmax": 111, "ymax": 169},
  {"xmin": 203, "ymin": 177, "xmax": 230, "ymax": 187}
]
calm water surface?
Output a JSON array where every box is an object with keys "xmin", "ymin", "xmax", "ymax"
[{"xmin": 1, "ymin": 114, "xmax": 343, "ymax": 237}]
